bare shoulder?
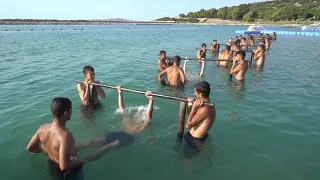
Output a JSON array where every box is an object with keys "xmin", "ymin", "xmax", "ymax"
[{"xmin": 77, "ymin": 82, "xmax": 84, "ymax": 90}]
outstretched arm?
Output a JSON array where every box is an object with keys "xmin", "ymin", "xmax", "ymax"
[
  {"xmin": 183, "ymin": 59, "xmax": 188, "ymax": 73},
  {"xmin": 117, "ymin": 86, "xmax": 125, "ymax": 110},
  {"xmin": 145, "ymin": 91, "xmax": 154, "ymax": 120},
  {"xmin": 200, "ymin": 59, "xmax": 205, "ymax": 77}
]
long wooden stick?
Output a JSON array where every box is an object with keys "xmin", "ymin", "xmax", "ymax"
[
  {"xmin": 195, "ymin": 49, "xmax": 254, "ymax": 53},
  {"xmin": 75, "ymin": 81, "xmax": 215, "ymax": 107},
  {"xmin": 182, "ymin": 58, "xmax": 249, "ymax": 62}
]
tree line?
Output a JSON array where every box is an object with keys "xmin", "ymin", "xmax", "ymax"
[{"xmin": 157, "ymin": 0, "xmax": 320, "ymax": 22}]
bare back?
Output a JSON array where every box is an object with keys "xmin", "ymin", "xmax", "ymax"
[
  {"xmin": 218, "ymin": 51, "xmax": 231, "ymax": 67},
  {"xmin": 190, "ymin": 105, "xmax": 216, "ymax": 138},
  {"xmin": 38, "ymin": 123, "xmax": 77, "ymax": 164},
  {"xmin": 166, "ymin": 66, "xmax": 185, "ymax": 86},
  {"xmin": 235, "ymin": 62, "xmax": 248, "ymax": 81}
]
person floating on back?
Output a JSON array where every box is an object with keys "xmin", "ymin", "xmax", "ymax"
[
  {"xmin": 26, "ymin": 98, "xmax": 86, "ymax": 178},
  {"xmin": 158, "ymin": 50, "xmax": 170, "ymax": 73},
  {"xmin": 230, "ymin": 50, "xmax": 248, "ymax": 82},
  {"xmin": 253, "ymin": 45, "xmax": 266, "ymax": 67},
  {"xmin": 183, "ymin": 81, "xmax": 216, "ymax": 158},
  {"xmin": 158, "ymin": 56, "xmax": 186, "ymax": 88},
  {"xmin": 217, "ymin": 45, "xmax": 232, "ymax": 67},
  {"xmin": 77, "ymin": 66, "xmax": 106, "ymax": 111},
  {"xmin": 75, "ymin": 88, "xmax": 154, "ymax": 163}
]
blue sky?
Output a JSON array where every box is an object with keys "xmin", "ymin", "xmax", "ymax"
[{"xmin": 0, "ymin": 0, "xmax": 265, "ymax": 21}]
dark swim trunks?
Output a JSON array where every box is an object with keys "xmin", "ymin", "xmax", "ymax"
[
  {"xmin": 47, "ymin": 159, "xmax": 84, "ymax": 180},
  {"xmin": 103, "ymin": 131, "xmax": 135, "ymax": 148},
  {"xmin": 183, "ymin": 131, "xmax": 208, "ymax": 158}
]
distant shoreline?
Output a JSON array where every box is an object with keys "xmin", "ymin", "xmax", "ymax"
[{"xmin": 0, "ymin": 19, "xmax": 313, "ymax": 28}]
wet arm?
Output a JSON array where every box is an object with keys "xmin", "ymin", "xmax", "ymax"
[
  {"xmin": 146, "ymin": 97, "xmax": 154, "ymax": 120},
  {"xmin": 230, "ymin": 63, "xmax": 241, "ymax": 74},
  {"xmin": 118, "ymin": 90, "xmax": 125, "ymax": 110},
  {"xmin": 158, "ymin": 69, "xmax": 167, "ymax": 81},
  {"xmin": 200, "ymin": 60, "xmax": 205, "ymax": 77},
  {"xmin": 186, "ymin": 108, "xmax": 206, "ymax": 129},
  {"xmin": 26, "ymin": 129, "xmax": 41, "ymax": 153},
  {"xmin": 94, "ymin": 81, "xmax": 106, "ymax": 99},
  {"xmin": 158, "ymin": 60, "xmax": 167, "ymax": 71},
  {"xmin": 179, "ymin": 69, "xmax": 186, "ymax": 86},
  {"xmin": 59, "ymin": 133, "xmax": 84, "ymax": 171},
  {"xmin": 183, "ymin": 60, "xmax": 188, "ymax": 73},
  {"xmin": 77, "ymin": 84, "xmax": 89, "ymax": 104}
]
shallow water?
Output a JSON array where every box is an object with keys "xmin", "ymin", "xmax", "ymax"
[{"xmin": 0, "ymin": 25, "xmax": 320, "ymax": 180}]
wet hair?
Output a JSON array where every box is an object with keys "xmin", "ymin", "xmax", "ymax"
[
  {"xmin": 225, "ymin": 45, "xmax": 231, "ymax": 52},
  {"xmin": 202, "ymin": 43, "xmax": 207, "ymax": 47},
  {"xmin": 160, "ymin": 50, "xmax": 166, "ymax": 56},
  {"xmin": 234, "ymin": 40, "xmax": 240, "ymax": 45},
  {"xmin": 51, "ymin": 97, "xmax": 72, "ymax": 118},
  {"xmin": 212, "ymin": 39, "xmax": 217, "ymax": 42},
  {"xmin": 83, "ymin": 66, "xmax": 94, "ymax": 74},
  {"xmin": 195, "ymin": 81, "xmax": 210, "ymax": 97},
  {"xmin": 236, "ymin": 50, "xmax": 246, "ymax": 59},
  {"xmin": 235, "ymin": 36, "xmax": 238, "ymax": 39},
  {"xmin": 173, "ymin": 56, "xmax": 181, "ymax": 64},
  {"xmin": 242, "ymin": 37, "xmax": 246, "ymax": 40},
  {"xmin": 258, "ymin": 45, "xmax": 265, "ymax": 51}
]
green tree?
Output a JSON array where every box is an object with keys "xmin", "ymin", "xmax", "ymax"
[
  {"xmin": 179, "ymin": 14, "xmax": 186, "ymax": 18},
  {"xmin": 217, "ymin": 7, "xmax": 228, "ymax": 20},
  {"xmin": 243, "ymin": 10, "xmax": 259, "ymax": 22}
]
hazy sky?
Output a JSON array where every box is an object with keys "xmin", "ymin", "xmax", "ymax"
[{"xmin": 0, "ymin": 0, "xmax": 265, "ymax": 21}]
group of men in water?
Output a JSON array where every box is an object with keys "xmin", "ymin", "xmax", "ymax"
[
  {"xmin": 157, "ymin": 32, "xmax": 275, "ymax": 83},
  {"xmin": 27, "ymin": 65, "xmax": 216, "ymax": 179}
]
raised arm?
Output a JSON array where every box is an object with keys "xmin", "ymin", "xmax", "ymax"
[
  {"xmin": 254, "ymin": 51, "xmax": 262, "ymax": 60},
  {"xmin": 77, "ymin": 83, "xmax": 89, "ymax": 104},
  {"xmin": 94, "ymin": 81, "xmax": 106, "ymax": 99},
  {"xmin": 26, "ymin": 128, "xmax": 42, "ymax": 153},
  {"xmin": 59, "ymin": 132, "xmax": 84, "ymax": 171},
  {"xmin": 158, "ymin": 69, "xmax": 167, "ymax": 81},
  {"xmin": 145, "ymin": 91, "xmax": 154, "ymax": 120},
  {"xmin": 230, "ymin": 62, "xmax": 242, "ymax": 74},
  {"xmin": 183, "ymin": 59, "xmax": 188, "ymax": 73},
  {"xmin": 117, "ymin": 86, "xmax": 125, "ymax": 110},
  {"xmin": 199, "ymin": 59, "xmax": 205, "ymax": 77}
]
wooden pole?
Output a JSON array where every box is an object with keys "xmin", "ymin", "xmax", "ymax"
[
  {"xmin": 75, "ymin": 81, "xmax": 215, "ymax": 107},
  {"xmin": 177, "ymin": 102, "xmax": 187, "ymax": 138}
]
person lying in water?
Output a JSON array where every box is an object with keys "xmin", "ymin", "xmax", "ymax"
[
  {"xmin": 158, "ymin": 56, "xmax": 186, "ymax": 88},
  {"xmin": 75, "ymin": 88, "xmax": 154, "ymax": 163},
  {"xmin": 77, "ymin": 66, "xmax": 106, "ymax": 111},
  {"xmin": 27, "ymin": 97, "xmax": 86, "ymax": 175}
]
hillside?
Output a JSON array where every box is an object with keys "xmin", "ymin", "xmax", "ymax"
[{"xmin": 157, "ymin": 0, "xmax": 320, "ymax": 22}]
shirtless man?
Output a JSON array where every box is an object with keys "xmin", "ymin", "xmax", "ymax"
[
  {"xmin": 248, "ymin": 35, "xmax": 255, "ymax": 47},
  {"xmin": 226, "ymin": 38, "xmax": 233, "ymax": 46},
  {"xmin": 158, "ymin": 56, "xmax": 186, "ymax": 88},
  {"xmin": 231, "ymin": 40, "xmax": 241, "ymax": 52},
  {"xmin": 217, "ymin": 45, "xmax": 231, "ymax": 67},
  {"xmin": 264, "ymin": 37, "xmax": 271, "ymax": 50},
  {"xmin": 158, "ymin": 50, "xmax": 170, "ymax": 72},
  {"xmin": 197, "ymin": 43, "xmax": 207, "ymax": 59},
  {"xmin": 272, "ymin": 32, "xmax": 277, "ymax": 40},
  {"xmin": 240, "ymin": 37, "xmax": 247, "ymax": 50},
  {"xmin": 230, "ymin": 50, "xmax": 248, "ymax": 82},
  {"xmin": 77, "ymin": 66, "xmax": 106, "ymax": 111},
  {"xmin": 27, "ymin": 97, "xmax": 85, "ymax": 175},
  {"xmin": 75, "ymin": 89, "xmax": 154, "ymax": 162},
  {"xmin": 253, "ymin": 45, "xmax": 266, "ymax": 67},
  {"xmin": 184, "ymin": 81, "xmax": 216, "ymax": 157},
  {"xmin": 210, "ymin": 40, "xmax": 219, "ymax": 51}
]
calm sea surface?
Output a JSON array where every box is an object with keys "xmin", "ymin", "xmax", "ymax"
[{"xmin": 0, "ymin": 25, "xmax": 320, "ymax": 180}]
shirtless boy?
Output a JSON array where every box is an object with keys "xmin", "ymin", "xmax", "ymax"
[
  {"xmin": 158, "ymin": 50, "xmax": 170, "ymax": 72},
  {"xmin": 184, "ymin": 81, "xmax": 216, "ymax": 157},
  {"xmin": 77, "ymin": 66, "xmax": 106, "ymax": 111},
  {"xmin": 158, "ymin": 56, "xmax": 186, "ymax": 88},
  {"xmin": 210, "ymin": 40, "xmax": 219, "ymax": 51},
  {"xmin": 230, "ymin": 50, "xmax": 248, "ymax": 82},
  {"xmin": 253, "ymin": 45, "xmax": 266, "ymax": 67},
  {"xmin": 217, "ymin": 45, "xmax": 231, "ymax": 67},
  {"xmin": 27, "ymin": 97, "xmax": 85, "ymax": 175},
  {"xmin": 197, "ymin": 43, "xmax": 207, "ymax": 60}
]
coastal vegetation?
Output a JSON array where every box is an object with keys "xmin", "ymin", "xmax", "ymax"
[{"xmin": 157, "ymin": 0, "xmax": 320, "ymax": 22}]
